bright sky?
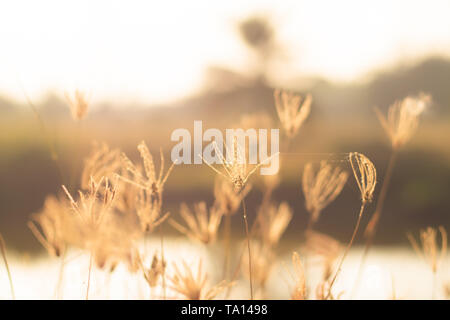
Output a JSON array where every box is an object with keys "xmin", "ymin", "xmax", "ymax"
[{"xmin": 1, "ymin": 0, "xmax": 450, "ymax": 105}]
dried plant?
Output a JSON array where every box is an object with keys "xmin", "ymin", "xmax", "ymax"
[
  {"xmin": 302, "ymin": 161, "xmax": 349, "ymax": 228},
  {"xmin": 203, "ymin": 137, "xmax": 273, "ymax": 299},
  {"xmin": 408, "ymin": 226, "xmax": 447, "ymax": 299},
  {"xmin": 28, "ymin": 195, "xmax": 70, "ymax": 257},
  {"xmin": 258, "ymin": 202, "xmax": 292, "ymax": 247},
  {"xmin": 407, "ymin": 226, "xmax": 447, "ymax": 273},
  {"xmin": 352, "ymin": 95, "xmax": 432, "ymax": 296},
  {"xmin": 203, "ymin": 137, "xmax": 267, "ymax": 192},
  {"xmin": 89, "ymin": 215, "xmax": 141, "ymax": 272},
  {"xmin": 81, "ymin": 142, "xmax": 121, "ymax": 190},
  {"xmin": 120, "ymin": 141, "xmax": 175, "ymax": 232},
  {"xmin": 214, "ymin": 176, "xmax": 250, "ymax": 281},
  {"xmin": 62, "ymin": 177, "xmax": 117, "ymax": 231},
  {"xmin": 376, "ymin": 93, "xmax": 431, "ymax": 150},
  {"xmin": 290, "ymin": 252, "xmax": 306, "ymax": 300},
  {"xmin": 168, "ymin": 260, "xmax": 231, "ymax": 300},
  {"xmin": 349, "ymin": 152, "xmax": 377, "ymax": 204},
  {"xmin": 134, "ymin": 187, "xmax": 169, "ymax": 233},
  {"xmin": 327, "ymin": 152, "xmax": 377, "ymax": 298},
  {"xmin": 64, "ymin": 90, "xmax": 89, "ymax": 121},
  {"xmin": 120, "ymin": 141, "xmax": 175, "ymax": 201},
  {"xmin": 62, "ymin": 176, "xmax": 119, "ymax": 299},
  {"xmin": 274, "ymin": 89, "xmax": 312, "ymax": 138},
  {"xmin": 214, "ymin": 177, "xmax": 250, "ymax": 216},
  {"xmin": 170, "ymin": 202, "xmax": 224, "ymax": 245},
  {"xmin": 141, "ymin": 253, "xmax": 167, "ymax": 288}
]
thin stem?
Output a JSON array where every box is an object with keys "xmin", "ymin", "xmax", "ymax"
[
  {"xmin": 225, "ymin": 194, "xmax": 267, "ymax": 299},
  {"xmin": 159, "ymin": 224, "xmax": 167, "ymax": 300},
  {"xmin": 55, "ymin": 250, "xmax": 67, "ymax": 299},
  {"xmin": 303, "ymin": 211, "xmax": 318, "ymax": 299},
  {"xmin": 352, "ymin": 151, "xmax": 398, "ymax": 297},
  {"xmin": 222, "ymin": 213, "xmax": 232, "ymax": 280},
  {"xmin": 0, "ymin": 234, "xmax": 15, "ymax": 299},
  {"xmin": 242, "ymin": 199, "xmax": 254, "ymax": 300},
  {"xmin": 86, "ymin": 252, "xmax": 93, "ymax": 300},
  {"xmin": 366, "ymin": 151, "xmax": 398, "ymax": 241},
  {"xmin": 326, "ymin": 202, "xmax": 366, "ymax": 299}
]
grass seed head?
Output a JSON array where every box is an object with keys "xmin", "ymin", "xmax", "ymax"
[
  {"xmin": 258, "ymin": 201, "xmax": 292, "ymax": 247},
  {"xmin": 407, "ymin": 226, "xmax": 447, "ymax": 273},
  {"xmin": 28, "ymin": 195, "xmax": 72, "ymax": 257},
  {"xmin": 349, "ymin": 152, "xmax": 377, "ymax": 204},
  {"xmin": 168, "ymin": 260, "xmax": 231, "ymax": 300},
  {"xmin": 274, "ymin": 89, "xmax": 312, "ymax": 138},
  {"xmin": 376, "ymin": 93, "xmax": 431, "ymax": 150},
  {"xmin": 302, "ymin": 161, "xmax": 349, "ymax": 224},
  {"xmin": 170, "ymin": 202, "xmax": 224, "ymax": 245}
]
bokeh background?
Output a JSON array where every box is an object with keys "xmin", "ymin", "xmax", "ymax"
[{"xmin": 1, "ymin": 0, "xmax": 450, "ymax": 257}]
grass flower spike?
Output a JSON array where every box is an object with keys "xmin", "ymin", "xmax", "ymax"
[
  {"xmin": 274, "ymin": 89, "xmax": 312, "ymax": 138},
  {"xmin": 170, "ymin": 202, "xmax": 223, "ymax": 245},
  {"xmin": 302, "ymin": 161, "xmax": 348, "ymax": 228},
  {"xmin": 376, "ymin": 93, "xmax": 431, "ymax": 150}
]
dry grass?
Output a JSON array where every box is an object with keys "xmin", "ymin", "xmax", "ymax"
[{"xmin": 1, "ymin": 88, "xmax": 447, "ymax": 301}]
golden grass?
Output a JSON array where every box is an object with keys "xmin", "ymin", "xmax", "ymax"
[{"xmin": 1, "ymin": 88, "xmax": 445, "ymax": 300}]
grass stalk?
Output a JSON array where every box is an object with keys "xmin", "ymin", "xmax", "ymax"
[
  {"xmin": 352, "ymin": 151, "xmax": 397, "ymax": 296},
  {"xmin": 326, "ymin": 202, "xmax": 366, "ymax": 299},
  {"xmin": 86, "ymin": 252, "xmax": 93, "ymax": 300},
  {"xmin": 0, "ymin": 233, "xmax": 15, "ymax": 299},
  {"xmin": 242, "ymin": 198, "xmax": 254, "ymax": 300},
  {"xmin": 222, "ymin": 213, "xmax": 232, "ymax": 280},
  {"xmin": 160, "ymin": 224, "xmax": 167, "ymax": 300}
]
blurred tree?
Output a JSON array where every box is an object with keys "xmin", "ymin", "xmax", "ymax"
[{"xmin": 238, "ymin": 15, "xmax": 278, "ymax": 81}]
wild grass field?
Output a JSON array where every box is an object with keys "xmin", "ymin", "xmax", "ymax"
[
  {"xmin": 1, "ymin": 4, "xmax": 450, "ymax": 300},
  {"xmin": 1, "ymin": 84, "xmax": 449, "ymax": 300}
]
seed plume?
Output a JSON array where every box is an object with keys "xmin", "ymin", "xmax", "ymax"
[
  {"xmin": 258, "ymin": 202, "xmax": 292, "ymax": 247},
  {"xmin": 348, "ymin": 152, "xmax": 377, "ymax": 204},
  {"xmin": 119, "ymin": 141, "xmax": 175, "ymax": 231},
  {"xmin": 141, "ymin": 252, "xmax": 167, "ymax": 288},
  {"xmin": 302, "ymin": 161, "xmax": 348, "ymax": 226},
  {"xmin": 376, "ymin": 93, "xmax": 431, "ymax": 150},
  {"xmin": 274, "ymin": 89, "xmax": 312, "ymax": 138},
  {"xmin": 203, "ymin": 137, "xmax": 269, "ymax": 192},
  {"xmin": 81, "ymin": 142, "xmax": 121, "ymax": 190},
  {"xmin": 28, "ymin": 195, "xmax": 71, "ymax": 257},
  {"xmin": 407, "ymin": 226, "xmax": 447, "ymax": 273},
  {"xmin": 168, "ymin": 260, "xmax": 231, "ymax": 300},
  {"xmin": 169, "ymin": 202, "xmax": 223, "ymax": 245}
]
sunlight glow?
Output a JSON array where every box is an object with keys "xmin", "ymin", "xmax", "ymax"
[{"xmin": 1, "ymin": 0, "xmax": 449, "ymax": 105}]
